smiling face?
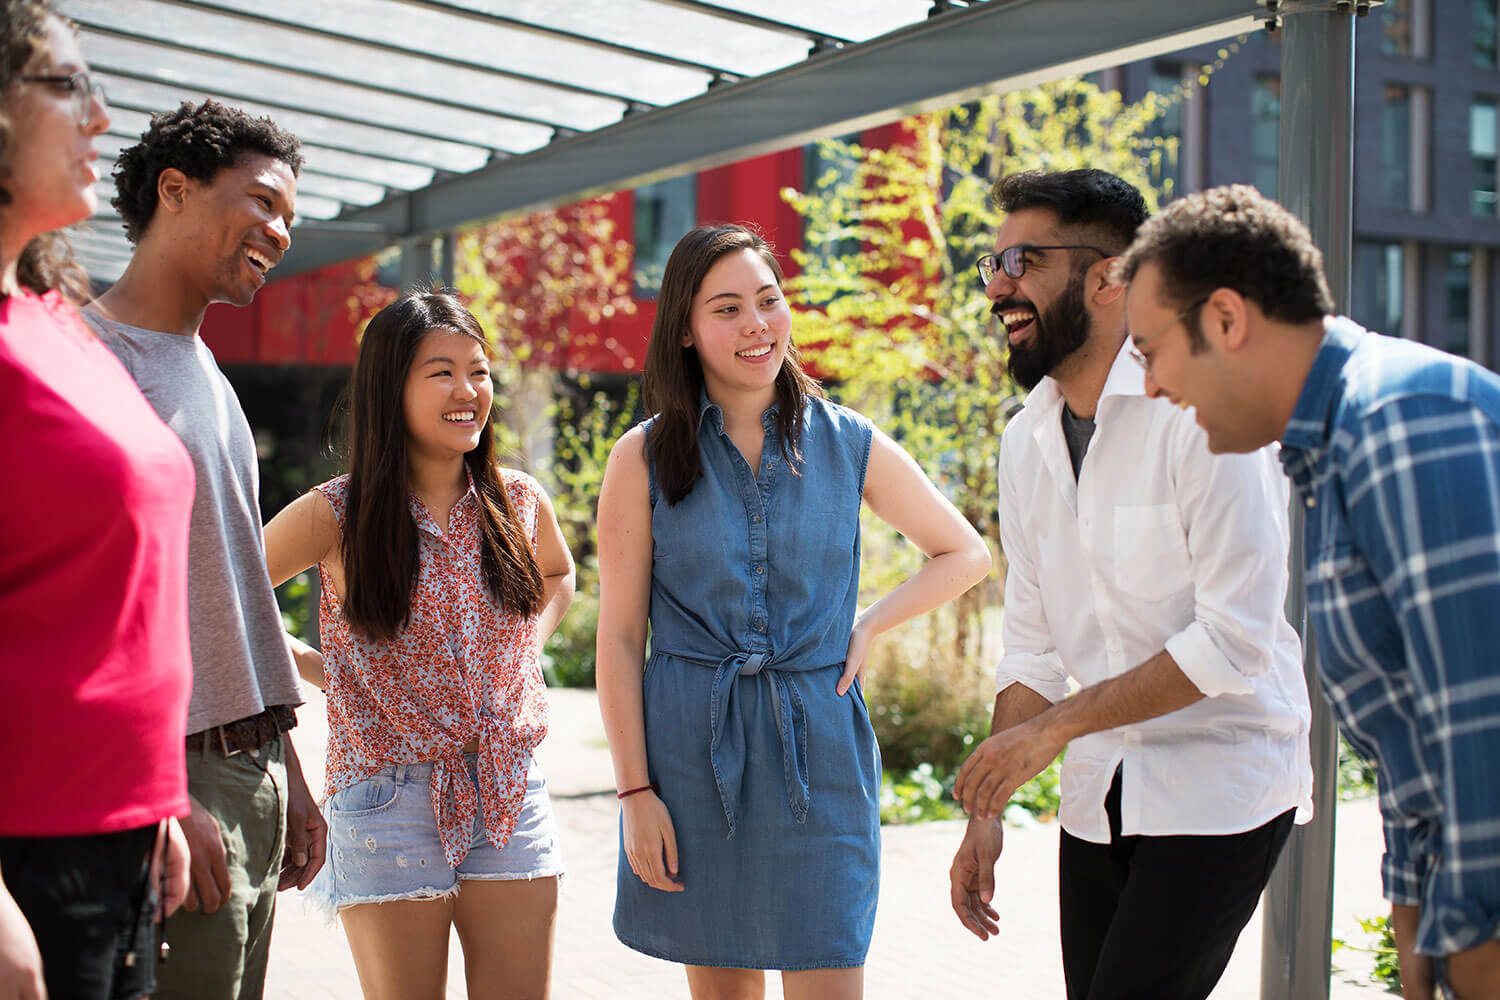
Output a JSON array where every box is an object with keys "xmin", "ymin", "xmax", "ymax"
[
  {"xmin": 683, "ymin": 247, "xmax": 793, "ymax": 402},
  {"xmin": 401, "ymin": 329, "xmax": 494, "ymax": 462},
  {"xmin": 170, "ymin": 152, "xmax": 297, "ymax": 307},
  {"xmin": 1126, "ymin": 260, "xmax": 1274, "ymax": 454},
  {"xmin": 985, "ymin": 207, "xmax": 1094, "ymax": 391},
  {"xmin": 2, "ymin": 16, "xmax": 109, "ymax": 246}
]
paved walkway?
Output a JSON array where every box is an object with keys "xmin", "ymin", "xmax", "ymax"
[{"xmin": 266, "ymin": 685, "xmax": 1392, "ymax": 998}]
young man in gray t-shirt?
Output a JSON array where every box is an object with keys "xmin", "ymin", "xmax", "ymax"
[{"xmin": 85, "ymin": 100, "xmax": 323, "ymax": 999}]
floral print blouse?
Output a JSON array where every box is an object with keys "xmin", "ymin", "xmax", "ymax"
[{"xmin": 315, "ymin": 468, "xmax": 548, "ymax": 868}]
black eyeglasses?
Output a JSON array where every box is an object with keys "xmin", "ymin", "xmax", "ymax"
[
  {"xmin": 976, "ymin": 244, "xmax": 1108, "ymax": 286},
  {"xmin": 21, "ymin": 71, "xmax": 107, "ymax": 127}
]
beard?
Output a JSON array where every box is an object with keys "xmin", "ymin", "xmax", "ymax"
[{"xmin": 1004, "ymin": 268, "xmax": 1091, "ymax": 391}]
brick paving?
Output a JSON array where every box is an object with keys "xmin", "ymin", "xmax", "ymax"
[{"xmin": 265, "ymin": 685, "xmax": 1391, "ymax": 998}]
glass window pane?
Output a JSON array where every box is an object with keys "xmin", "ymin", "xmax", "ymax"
[
  {"xmin": 1382, "ymin": 0, "xmax": 1412, "ymax": 55},
  {"xmin": 1252, "ymin": 75, "xmax": 1280, "ymax": 199},
  {"xmin": 1352, "ymin": 241, "xmax": 1404, "ymax": 336},
  {"xmin": 1446, "ymin": 249, "xmax": 1473, "ymax": 356},
  {"xmin": 1473, "ymin": 98, "xmax": 1498, "ymax": 217},
  {"xmin": 1383, "ymin": 85, "xmax": 1411, "ymax": 209},
  {"xmin": 1479, "ymin": 0, "xmax": 1499, "ymax": 67},
  {"xmin": 633, "ymin": 176, "xmax": 697, "ymax": 296}
]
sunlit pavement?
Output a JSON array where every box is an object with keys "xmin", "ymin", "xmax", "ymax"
[{"xmin": 266, "ymin": 685, "xmax": 1390, "ymax": 999}]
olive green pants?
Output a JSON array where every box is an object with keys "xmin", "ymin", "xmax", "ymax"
[{"xmin": 153, "ymin": 734, "xmax": 286, "ymax": 1000}]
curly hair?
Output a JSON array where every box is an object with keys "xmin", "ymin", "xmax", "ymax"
[
  {"xmin": 112, "ymin": 99, "xmax": 303, "ymax": 244},
  {"xmin": 1118, "ymin": 185, "xmax": 1334, "ymax": 347},
  {"xmin": 0, "ymin": 0, "xmax": 89, "ymax": 300}
]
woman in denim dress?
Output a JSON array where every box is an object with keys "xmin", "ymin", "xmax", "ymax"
[{"xmin": 597, "ymin": 224, "xmax": 991, "ymax": 999}]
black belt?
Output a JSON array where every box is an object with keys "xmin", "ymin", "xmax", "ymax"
[{"xmin": 185, "ymin": 705, "xmax": 297, "ymax": 757}]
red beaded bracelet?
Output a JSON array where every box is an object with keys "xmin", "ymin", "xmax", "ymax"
[{"xmin": 617, "ymin": 782, "xmax": 660, "ymax": 800}]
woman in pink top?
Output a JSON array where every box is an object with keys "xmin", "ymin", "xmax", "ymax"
[
  {"xmin": 265, "ymin": 288, "xmax": 575, "ymax": 1000},
  {"xmin": 0, "ymin": 3, "xmax": 191, "ymax": 997}
]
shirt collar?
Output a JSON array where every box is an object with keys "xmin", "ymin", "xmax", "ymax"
[
  {"xmin": 408, "ymin": 464, "xmax": 479, "ymax": 536},
  {"xmin": 1281, "ymin": 316, "xmax": 1361, "ymax": 451},
  {"xmin": 696, "ymin": 386, "xmax": 780, "ymax": 433}
]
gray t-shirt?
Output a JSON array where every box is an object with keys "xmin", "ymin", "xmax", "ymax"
[
  {"xmin": 1060, "ymin": 404, "xmax": 1096, "ymax": 482},
  {"xmin": 85, "ymin": 309, "xmax": 302, "ymax": 733}
]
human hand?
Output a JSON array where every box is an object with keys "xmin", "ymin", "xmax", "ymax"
[
  {"xmin": 180, "ymin": 795, "xmax": 230, "ymax": 913},
  {"xmin": 1444, "ymin": 933, "xmax": 1500, "ymax": 999},
  {"xmin": 1390, "ymin": 903, "xmax": 1435, "ymax": 999},
  {"xmin": 280, "ymin": 749, "xmax": 327, "ymax": 891},
  {"xmin": 953, "ymin": 721, "xmax": 1063, "ymax": 820},
  {"xmin": 950, "ymin": 815, "xmax": 1005, "ymax": 940},
  {"xmin": 622, "ymin": 792, "xmax": 683, "ymax": 893},
  {"xmin": 147, "ymin": 818, "xmax": 190, "ymax": 919},
  {"xmin": 837, "ymin": 618, "xmax": 875, "ymax": 697},
  {"xmin": 0, "ymin": 883, "xmax": 45, "ymax": 1000}
]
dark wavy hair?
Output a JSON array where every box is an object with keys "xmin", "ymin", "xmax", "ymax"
[
  {"xmin": 340, "ymin": 287, "xmax": 543, "ymax": 641},
  {"xmin": 112, "ymin": 99, "xmax": 303, "ymax": 244},
  {"xmin": 0, "ymin": 0, "xmax": 88, "ymax": 300},
  {"xmin": 643, "ymin": 223, "xmax": 824, "ymax": 505},
  {"xmin": 993, "ymin": 168, "xmax": 1149, "ymax": 256},
  {"xmin": 1118, "ymin": 184, "xmax": 1335, "ymax": 348}
]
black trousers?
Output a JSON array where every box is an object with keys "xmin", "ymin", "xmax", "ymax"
[
  {"xmin": 1059, "ymin": 770, "xmax": 1295, "ymax": 1000},
  {"xmin": 0, "ymin": 824, "xmax": 159, "ymax": 1000}
]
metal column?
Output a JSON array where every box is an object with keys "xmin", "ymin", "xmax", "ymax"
[{"xmin": 1260, "ymin": 4, "xmax": 1359, "ymax": 998}]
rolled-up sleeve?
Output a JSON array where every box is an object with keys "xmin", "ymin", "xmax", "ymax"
[
  {"xmin": 1162, "ymin": 421, "xmax": 1293, "ymax": 699},
  {"xmin": 995, "ymin": 443, "xmax": 1069, "ymax": 705}
]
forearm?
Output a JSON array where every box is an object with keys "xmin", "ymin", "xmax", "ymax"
[
  {"xmin": 991, "ymin": 681, "xmax": 1053, "ymax": 734},
  {"xmin": 1032, "ymin": 649, "xmax": 1203, "ymax": 745},
  {"xmin": 537, "ymin": 568, "xmax": 576, "ymax": 644},
  {"xmin": 285, "ymin": 632, "xmax": 326, "ymax": 689},
  {"xmin": 595, "ymin": 635, "xmax": 652, "ymax": 791},
  {"xmin": 857, "ymin": 547, "xmax": 990, "ymax": 639}
]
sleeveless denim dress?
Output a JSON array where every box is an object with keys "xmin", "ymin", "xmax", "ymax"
[{"xmin": 613, "ymin": 394, "xmax": 882, "ymax": 971}]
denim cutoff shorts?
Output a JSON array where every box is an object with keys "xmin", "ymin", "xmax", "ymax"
[{"xmin": 311, "ymin": 753, "xmax": 564, "ymax": 912}]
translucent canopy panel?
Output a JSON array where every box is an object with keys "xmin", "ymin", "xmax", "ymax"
[
  {"xmin": 96, "ymin": 75, "xmax": 481, "ymax": 177},
  {"xmin": 190, "ymin": 0, "xmax": 716, "ymax": 107},
  {"xmin": 443, "ymin": 0, "xmax": 816, "ymax": 76},
  {"xmin": 726, "ymin": 1, "xmax": 940, "ymax": 42}
]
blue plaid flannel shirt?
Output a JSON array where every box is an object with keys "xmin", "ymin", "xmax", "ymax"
[{"xmin": 1281, "ymin": 316, "xmax": 1500, "ymax": 956}]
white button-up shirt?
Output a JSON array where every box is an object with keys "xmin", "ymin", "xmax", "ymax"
[{"xmin": 997, "ymin": 341, "xmax": 1314, "ymax": 843}]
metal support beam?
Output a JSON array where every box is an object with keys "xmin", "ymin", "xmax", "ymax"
[
  {"xmin": 1259, "ymin": 5, "xmax": 1358, "ymax": 998},
  {"xmin": 396, "ymin": 235, "xmax": 432, "ymax": 292}
]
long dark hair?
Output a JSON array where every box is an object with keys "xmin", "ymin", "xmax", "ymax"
[
  {"xmin": 341, "ymin": 287, "xmax": 542, "ymax": 640},
  {"xmin": 0, "ymin": 0, "xmax": 88, "ymax": 301},
  {"xmin": 643, "ymin": 224, "xmax": 823, "ymax": 504}
]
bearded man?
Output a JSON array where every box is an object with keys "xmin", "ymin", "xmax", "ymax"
[{"xmin": 946, "ymin": 169, "xmax": 1315, "ymax": 1000}]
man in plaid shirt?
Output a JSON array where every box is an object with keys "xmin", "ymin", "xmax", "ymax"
[{"xmin": 1116, "ymin": 185, "xmax": 1500, "ymax": 999}]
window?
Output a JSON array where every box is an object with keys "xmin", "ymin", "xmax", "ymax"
[
  {"xmin": 1352, "ymin": 241, "xmax": 1405, "ymax": 337},
  {"xmin": 1478, "ymin": 0, "xmax": 1499, "ymax": 68},
  {"xmin": 1382, "ymin": 85, "xmax": 1412, "ymax": 209},
  {"xmin": 1446, "ymin": 249, "xmax": 1474, "ymax": 357},
  {"xmin": 632, "ymin": 175, "xmax": 696, "ymax": 296},
  {"xmin": 1251, "ymin": 75, "xmax": 1281, "ymax": 199},
  {"xmin": 1146, "ymin": 64, "xmax": 1184, "ymax": 200},
  {"xmin": 1473, "ymin": 98, "xmax": 1498, "ymax": 218},
  {"xmin": 1382, "ymin": 0, "xmax": 1413, "ymax": 55}
]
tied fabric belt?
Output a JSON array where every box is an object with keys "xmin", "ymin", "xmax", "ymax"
[{"xmin": 656, "ymin": 647, "xmax": 838, "ymax": 839}]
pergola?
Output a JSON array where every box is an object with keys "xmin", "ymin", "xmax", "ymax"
[{"xmin": 66, "ymin": 2, "xmax": 1365, "ymax": 996}]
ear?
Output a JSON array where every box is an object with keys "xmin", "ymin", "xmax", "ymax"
[
  {"xmin": 1205, "ymin": 288, "xmax": 1251, "ymax": 352},
  {"xmin": 679, "ymin": 326, "xmax": 694, "ymax": 349},
  {"xmin": 156, "ymin": 167, "xmax": 192, "ymax": 218},
  {"xmin": 1091, "ymin": 257, "xmax": 1126, "ymax": 305}
]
